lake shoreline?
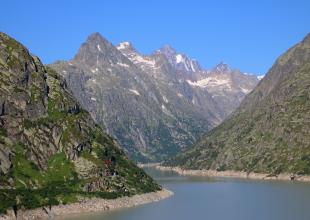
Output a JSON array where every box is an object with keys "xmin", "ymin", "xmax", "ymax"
[
  {"xmin": 0, "ymin": 189, "xmax": 173, "ymax": 220},
  {"xmin": 151, "ymin": 165, "xmax": 310, "ymax": 182},
  {"xmin": 137, "ymin": 163, "xmax": 161, "ymax": 168}
]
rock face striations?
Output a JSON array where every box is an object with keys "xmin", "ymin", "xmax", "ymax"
[
  {"xmin": 50, "ymin": 33, "xmax": 259, "ymax": 162},
  {"xmin": 0, "ymin": 32, "xmax": 160, "ymax": 215},
  {"xmin": 167, "ymin": 33, "xmax": 310, "ymax": 176}
]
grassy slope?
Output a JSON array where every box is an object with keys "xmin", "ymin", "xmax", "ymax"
[{"xmin": 167, "ymin": 34, "xmax": 310, "ymax": 175}]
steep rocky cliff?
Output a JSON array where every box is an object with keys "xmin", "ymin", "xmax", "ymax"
[
  {"xmin": 167, "ymin": 33, "xmax": 310, "ymax": 175},
  {"xmin": 0, "ymin": 32, "xmax": 160, "ymax": 214}
]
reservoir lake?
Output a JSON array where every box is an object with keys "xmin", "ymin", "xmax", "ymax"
[{"xmin": 59, "ymin": 167, "xmax": 310, "ymax": 220}]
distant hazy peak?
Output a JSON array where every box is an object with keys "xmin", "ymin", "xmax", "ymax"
[
  {"xmin": 156, "ymin": 45, "xmax": 177, "ymax": 55},
  {"xmin": 212, "ymin": 62, "xmax": 232, "ymax": 73},
  {"xmin": 87, "ymin": 32, "xmax": 105, "ymax": 42},
  {"xmin": 155, "ymin": 45, "xmax": 202, "ymax": 72},
  {"xmin": 84, "ymin": 32, "xmax": 115, "ymax": 50}
]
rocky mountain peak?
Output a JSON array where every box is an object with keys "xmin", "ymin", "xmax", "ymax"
[
  {"xmin": 213, "ymin": 62, "xmax": 232, "ymax": 73},
  {"xmin": 73, "ymin": 33, "xmax": 128, "ymax": 67},
  {"xmin": 86, "ymin": 32, "xmax": 106, "ymax": 43},
  {"xmin": 83, "ymin": 32, "xmax": 116, "ymax": 53},
  {"xmin": 302, "ymin": 32, "xmax": 310, "ymax": 45},
  {"xmin": 155, "ymin": 45, "xmax": 202, "ymax": 73},
  {"xmin": 156, "ymin": 45, "xmax": 177, "ymax": 56},
  {"xmin": 115, "ymin": 42, "xmax": 158, "ymax": 70}
]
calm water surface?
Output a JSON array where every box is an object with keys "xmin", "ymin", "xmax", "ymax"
[{"xmin": 60, "ymin": 168, "xmax": 310, "ymax": 220}]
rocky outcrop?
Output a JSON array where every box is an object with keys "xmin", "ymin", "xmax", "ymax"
[{"xmin": 0, "ymin": 146, "xmax": 12, "ymax": 175}]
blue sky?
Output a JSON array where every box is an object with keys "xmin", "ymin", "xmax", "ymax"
[{"xmin": 1, "ymin": 0, "xmax": 309, "ymax": 74}]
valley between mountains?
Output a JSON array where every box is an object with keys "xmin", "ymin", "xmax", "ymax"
[{"xmin": 1, "ymin": 29, "xmax": 310, "ymax": 219}]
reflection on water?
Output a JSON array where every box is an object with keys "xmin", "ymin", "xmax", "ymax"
[{"xmin": 58, "ymin": 167, "xmax": 310, "ymax": 220}]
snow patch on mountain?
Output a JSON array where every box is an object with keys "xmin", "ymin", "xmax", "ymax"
[
  {"xmin": 117, "ymin": 42, "xmax": 131, "ymax": 50},
  {"xmin": 176, "ymin": 54, "xmax": 184, "ymax": 63},
  {"xmin": 129, "ymin": 89, "xmax": 140, "ymax": 96},
  {"xmin": 117, "ymin": 42, "xmax": 156, "ymax": 68},
  {"xmin": 163, "ymin": 96, "xmax": 169, "ymax": 103},
  {"xmin": 190, "ymin": 60, "xmax": 198, "ymax": 72},
  {"xmin": 117, "ymin": 62, "xmax": 130, "ymax": 68},
  {"xmin": 155, "ymin": 45, "xmax": 201, "ymax": 72},
  {"xmin": 91, "ymin": 68, "xmax": 98, "ymax": 73},
  {"xmin": 240, "ymin": 87, "xmax": 251, "ymax": 94},
  {"xmin": 187, "ymin": 77, "xmax": 230, "ymax": 88},
  {"xmin": 131, "ymin": 55, "xmax": 156, "ymax": 67},
  {"xmin": 258, "ymin": 75, "xmax": 265, "ymax": 80}
]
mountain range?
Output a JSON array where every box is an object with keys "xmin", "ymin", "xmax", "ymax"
[
  {"xmin": 50, "ymin": 33, "xmax": 259, "ymax": 162},
  {"xmin": 166, "ymin": 33, "xmax": 310, "ymax": 175}
]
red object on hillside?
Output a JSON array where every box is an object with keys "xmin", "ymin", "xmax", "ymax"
[{"xmin": 104, "ymin": 159, "xmax": 112, "ymax": 167}]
